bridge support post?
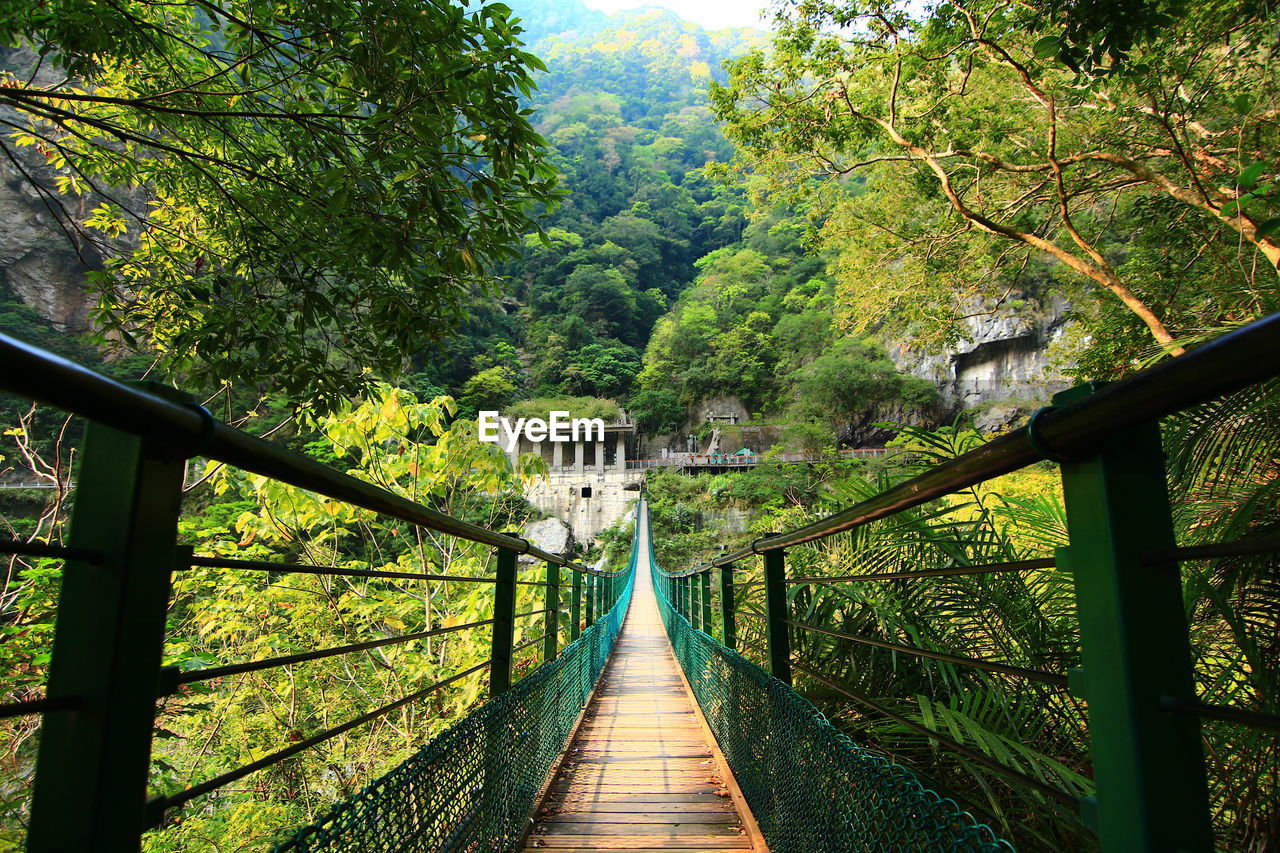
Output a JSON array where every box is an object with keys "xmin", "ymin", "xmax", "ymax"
[
  {"xmin": 1056, "ymin": 385, "xmax": 1211, "ymax": 852},
  {"xmin": 717, "ymin": 565, "xmax": 736, "ymax": 650},
  {"xmin": 28, "ymin": 420, "xmax": 184, "ymax": 852},
  {"xmin": 763, "ymin": 545, "xmax": 791, "ymax": 685},
  {"xmin": 689, "ymin": 576, "xmax": 699, "ymax": 629},
  {"xmin": 543, "ymin": 561, "xmax": 559, "ymax": 662},
  {"xmin": 691, "ymin": 571, "xmax": 701, "ymax": 625},
  {"xmin": 570, "ymin": 571, "xmax": 582, "ymax": 641},
  {"xmin": 699, "ymin": 571, "xmax": 712, "ymax": 632},
  {"xmin": 489, "ymin": 546, "xmax": 518, "ymax": 696},
  {"xmin": 585, "ymin": 573, "xmax": 596, "ymax": 628}
]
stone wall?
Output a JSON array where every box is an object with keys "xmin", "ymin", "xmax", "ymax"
[
  {"xmin": 524, "ymin": 467, "xmax": 642, "ymax": 542},
  {"xmin": 0, "ymin": 47, "xmax": 141, "ymax": 334}
]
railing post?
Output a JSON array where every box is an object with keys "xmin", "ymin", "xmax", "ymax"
[
  {"xmin": 489, "ymin": 546, "xmax": 518, "ymax": 696},
  {"xmin": 689, "ymin": 575, "xmax": 699, "ymax": 629},
  {"xmin": 763, "ymin": 544, "xmax": 791, "ymax": 685},
  {"xmin": 570, "ymin": 570, "xmax": 582, "ymax": 641},
  {"xmin": 585, "ymin": 573, "xmax": 596, "ymax": 627},
  {"xmin": 1056, "ymin": 384, "xmax": 1211, "ymax": 852},
  {"xmin": 717, "ymin": 564, "xmax": 736, "ymax": 650},
  {"xmin": 543, "ymin": 561, "xmax": 559, "ymax": 662},
  {"xmin": 699, "ymin": 571, "xmax": 712, "ymax": 631},
  {"xmin": 28, "ymin": 420, "xmax": 185, "ymax": 852}
]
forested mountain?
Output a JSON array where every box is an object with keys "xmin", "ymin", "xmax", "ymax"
[
  {"xmin": 414, "ymin": 2, "xmax": 942, "ymax": 446},
  {"xmin": 0, "ymin": 0, "xmax": 968, "ymax": 444},
  {"xmin": 413, "ymin": 1, "xmax": 761, "ymax": 414}
]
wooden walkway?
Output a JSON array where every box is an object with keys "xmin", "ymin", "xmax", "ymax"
[{"xmin": 523, "ymin": 518, "xmax": 760, "ymax": 852}]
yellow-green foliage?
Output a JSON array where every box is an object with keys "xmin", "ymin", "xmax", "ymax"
[
  {"xmin": 144, "ymin": 387, "xmax": 551, "ymax": 850},
  {"xmin": 504, "ymin": 396, "xmax": 621, "ymax": 423}
]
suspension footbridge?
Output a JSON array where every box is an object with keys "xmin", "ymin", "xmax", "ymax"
[
  {"xmin": 522, "ymin": 508, "xmax": 761, "ymax": 851},
  {"xmin": 1, "ymin": 313, "xmax": 1278, "ymax": 851}
]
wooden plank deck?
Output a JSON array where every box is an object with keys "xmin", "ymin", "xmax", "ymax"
[{"xmin": 523, "ymin": 520, "xmax": 762, "ymax": 852}]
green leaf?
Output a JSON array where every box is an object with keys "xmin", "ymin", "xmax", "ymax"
[
  {"xmin": 1032, "ymin": 36, "xmax": 1061, "ymax": 60},
  {"xmin": 1238, "ymin": 161, "xmax": 1267, "ymax": 191},
  {"xmin": 1254, "ymin": 217, "xmax": 1280, "ymax": 239}
]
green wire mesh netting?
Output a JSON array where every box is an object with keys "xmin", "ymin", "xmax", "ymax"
[
  {"xmin": 274, "ymin": 567, "xmax": 635, "ymax": 853},
  {"xmin": 646, "ymin": 533, "xmax": 1014, "ymax": 853}
]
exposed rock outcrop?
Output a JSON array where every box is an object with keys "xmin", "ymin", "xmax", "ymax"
[
  {"xmin": 520, "ymin": 516, "xmax": 575, "ymax": 562},
  {"xmin": 885, "ymin": 294, "xmax": 1073, "ymax": 410},
  {"xmin": 0, "ymin": 46, "xmax": 141, "ymax": 334}
]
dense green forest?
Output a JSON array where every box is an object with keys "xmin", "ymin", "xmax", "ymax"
[{"xmin": 0, "ymin": 0, "xmax": 1276, "ymax": 850}]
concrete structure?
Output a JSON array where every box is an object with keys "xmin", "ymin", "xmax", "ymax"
[{"xmin": 502, "ymin": 417, "xmax": 642, "ymax": 542}]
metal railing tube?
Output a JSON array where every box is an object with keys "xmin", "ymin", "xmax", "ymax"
[
  {"xmin": 784, "ymin": 619, "xmax": 1069, "ymax": 687},
  {"xmin": 0, "ymin": 333, "xmax": 590, "ymax": 572},
  {"xmin": 165, "ymin": 619, "xmax": 497, "ymax": 689}
]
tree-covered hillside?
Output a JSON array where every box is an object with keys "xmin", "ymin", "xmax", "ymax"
[
  {"xmin": 0, "ymin": 0, "xmax": 944, "ymax": 445},
  {"xmin": 414, "ymin": 1, "xmax": 762, "ymax": 412},
  {"xmin": 414, "ymin": 2, "xmax": 940, "ymax": 444}
]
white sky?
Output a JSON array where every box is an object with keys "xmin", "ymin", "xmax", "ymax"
[{"xmin": 579, "ymin": 0, "xmax": 773, "ymax": 31}]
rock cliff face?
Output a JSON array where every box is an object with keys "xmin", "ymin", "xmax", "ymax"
[
  {"xmin": 885, "ymin": 294, "xmax": 1074, "ymax": 411},
  {"xmin": 0, "ymin": 182, "xmax": 98, "ymax": 333},
  {"xmin": 0, "ymin": 46, "xmax": 138, "ymax": 335}
]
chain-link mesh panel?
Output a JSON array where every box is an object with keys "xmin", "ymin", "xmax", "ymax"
[
  {"xmin": 275, "ymin": 569, "xmax": 634, "ymax": 853},
  {"xmin": 647, "ymin": 535, "xmax": 1013, "ymax": 852}
]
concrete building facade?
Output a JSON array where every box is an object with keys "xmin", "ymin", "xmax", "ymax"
[{"xmin": 498, "ymin": 419, "xmax": 642, "ymax": 542}]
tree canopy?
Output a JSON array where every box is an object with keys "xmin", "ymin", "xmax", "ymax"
[
  {"xmin": 0, "ymin": 0, "xmax": 558, "ymax": 405},
  {"xmin": 711, "ymin": 0, "xmax": 1279, "ymax": 356}
]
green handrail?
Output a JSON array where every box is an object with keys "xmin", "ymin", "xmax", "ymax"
[
  {"xmin": 650, "ymin": 311, "xmax": 1280, "ymax": 852},
  {"xmin": 0, "ymin": 332, "xmax": 598, "ymax": 571},
  {"xmin": 275, "ymin": 520, "xmax": 639, "ymax": 852},
  {"xmin": 645, "ymin": 497, "xmax": 1014, "ymax": 851},
  {"xmin": 0, "ymin": 332, "xmax": 630, "ymax": 852},
  {"xmin": 672, "ymin": 311, "xmax": 1280, "ymax": 571}
]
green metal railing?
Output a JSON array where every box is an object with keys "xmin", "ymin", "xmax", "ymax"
[
  {"xmin": 276, "ymin": 527, "xmax": 637, "ymax": 851},
  {"xmin": 647, "ymin": 497, "xmax": 1013, "ymax": 852},
  {"xmin": 0, "ymin": 333, "xmax": 631, "ymax": 852},
  {"xmin": 655, "ymin": 312, "xmax": 1280, "ymax": 853}
]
